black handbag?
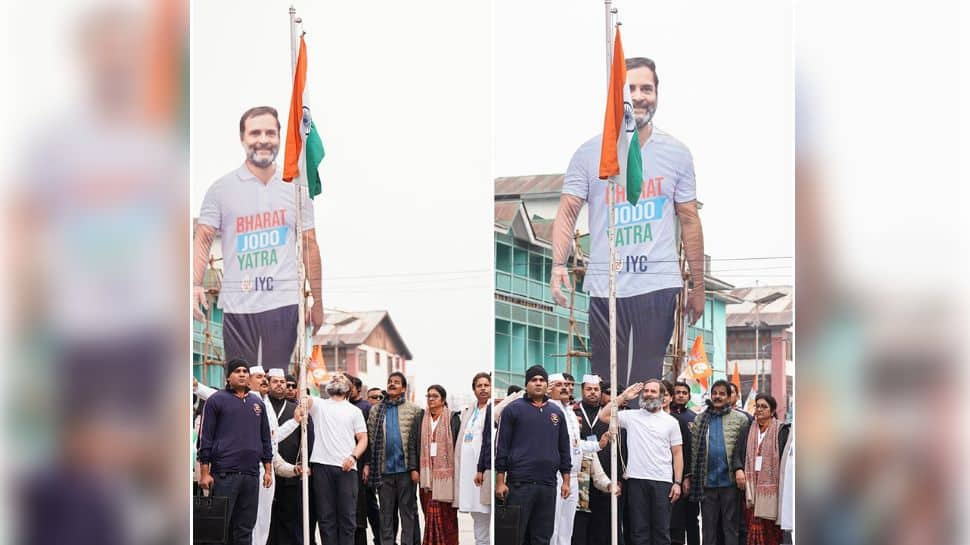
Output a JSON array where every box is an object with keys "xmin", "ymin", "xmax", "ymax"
[
  {"xmin": 494, "ymin": 496, "xmax": 521, "ymax": 545},
  {"xmin": 193, "ymin": 491, "xmax": 229, "ymax": 544}
]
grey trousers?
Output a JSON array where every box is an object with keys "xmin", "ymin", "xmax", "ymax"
[
  {"xmin": 701, "ymin": 487, "xmax": 741, "ymax": 545},
  {"xmin": 377, "ymin": 473, "xmax": 417, "ymax": 545}
]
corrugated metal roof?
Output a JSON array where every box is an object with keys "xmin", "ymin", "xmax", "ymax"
[
  {"xmin": 311, "ymin": 309, "xmax": 413, "ymax": 359},
  {"xmin": 494, "ymin": 201, "xmax": 521, "ymax": 228},
  {"xmin": 495, "ymin": 174, "xmax": 565, "ymax": 196},
  {"xmin": 531, "ymin": 218, "xmax": 555, "ymax": 244},
  {"xmin": 724, "ymin": 285, "xmax": 793, "ymax": 328}
]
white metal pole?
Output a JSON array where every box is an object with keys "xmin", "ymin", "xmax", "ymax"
[
  {"xmin": 288, "ymin": 7, "xmax": 311, "ymax": 545},
  {"xmin": 604, "ymin": 5, "xmax": 619, "ymax": 545},
  {"xmin": 755, "ymin": 303, "xmax": 760, "ymax": 393}
]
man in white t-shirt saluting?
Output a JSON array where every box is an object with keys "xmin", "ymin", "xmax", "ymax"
[
  {"xmin": 598, "ymin": 379, "xmax": 684, "ymax": 545},
  {"xmin": 193, "ymin": 106, "xmax": 323, "ymax": 373},
  {"xmin": 305, "ymin": 373, "xmax": 369, "ymax": 545}
]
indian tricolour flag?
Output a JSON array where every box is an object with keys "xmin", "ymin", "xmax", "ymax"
[
  {"xmin": 598, "ymin": 25, "xmax": 643, "ymax": 206},
  {"xmin": 283, "ymin": 35, "xmax": 325, "ymax": 199}
]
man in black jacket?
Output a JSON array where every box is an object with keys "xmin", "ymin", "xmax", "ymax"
[
  {"xmin": 572, "ymin": 374, "xmax": 627, "ymax": 545},
  {"xmin": 268, "ymin": 371, "xmax": 314, "ymax": 545}
]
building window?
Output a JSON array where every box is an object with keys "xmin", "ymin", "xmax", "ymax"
[
  {"xmin": 496, "ymin": 319, "xmax": 511, "ymax": 371},
  {"xmin": 513, "ymin": 248, "xmax": 528, "ymax": 277},
  {"xmin": 529, "ymin": 252, "xmax": 545, "ymax": 281},
  {"xmin": 358, "ymin": 349, "xmax": 368, "ymax": 373},
  {"xmin": 496, "ymin": 243, "xmax": 512, "ymax": 272}
]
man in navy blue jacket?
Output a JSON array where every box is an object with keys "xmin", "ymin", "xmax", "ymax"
[
  {"xmin": 197, "ymin": 359, "xmax": 273, "ymax": 545},
  {"xmin": 495, "ymin": 365, "xmax": 571, "ymax": 545}
]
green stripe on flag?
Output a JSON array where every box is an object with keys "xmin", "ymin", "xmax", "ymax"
[
  {"xmin": 305, "ymin": 120, "xmax": 325, "ymax": 199},
  {"xmin": 626, "ymin": 131, "xmax": 642, "ymax": 205}
]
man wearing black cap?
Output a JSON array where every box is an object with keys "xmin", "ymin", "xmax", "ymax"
[
  {"xmin": 197, "ymin": 359, "xmax": 274, "ymax": 545},
  {"xmin": 495, "ymin": 365, "xmax": 572, "ymax": 545}
]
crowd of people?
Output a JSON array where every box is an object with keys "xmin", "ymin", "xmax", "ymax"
[
  {"xmin": 494, "ymin": 365, "xmax": 794, "ymax": 545},
  {"xmin": 193, "ymin": 362, "xmax": 493, "ymax": 545}
]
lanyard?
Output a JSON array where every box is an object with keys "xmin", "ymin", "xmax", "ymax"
[
  {"xmin": 579, "ymin": 403, "xmax": 596, "ymax": 431},
  {"xmin": 468, "ymin": 404, "xmax": 481, "ymax": 429}
]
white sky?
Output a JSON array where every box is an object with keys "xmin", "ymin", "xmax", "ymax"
[
  {"xmin": 494, "ymin": 0, "xmax": 795, "ymax": 289},
  {"xmin": 191, "ymin": 0, "xmax": 493, "ymax": 401}
]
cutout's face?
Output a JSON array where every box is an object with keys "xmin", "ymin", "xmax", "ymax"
[
  {"xmin": 627, "ymin": 66, "xmax": 658, "ymax": 127},
  {"xmin": 241, "ymin": 113, "xmax": 280, "ymax": 167}
]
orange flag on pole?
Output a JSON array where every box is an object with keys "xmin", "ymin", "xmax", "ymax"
[
  {"xmin": 307, "ymin": 344, "xmax": 329, "ymax": 388},
  {"xmin": 731, "ymin": 361, "xmax": 741, "ymax": 399},
  {"xmin": 687, "ymin": 336, "xmax": 713, "ymax": 390},
  {"xmin": 283, "ymin": 36, "xmax": 308, "ymax": 182},
  {"xmin": 744, "ymin": 372, "xmax": 759, "ymax": 413},
  {"xmin": 597, "ymin": 26, "xmax": 643, "ymax": 205}
]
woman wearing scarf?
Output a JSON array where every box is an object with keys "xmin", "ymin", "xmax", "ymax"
[
  {"xmin": 417, "ymin": 385, "xmax": 462, "ymax": 545},
  {"xmin": 743, "ymin": 394, "xmax": 790, "ymax": 545}
]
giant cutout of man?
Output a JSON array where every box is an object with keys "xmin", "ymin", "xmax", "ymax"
[
  {"xmin": 551, "ymin": 57, "xmax": 705, "ymax": 386},
  {"xmin": 193, "ymin": 106, "xmax": 323, "ymax": 371}
]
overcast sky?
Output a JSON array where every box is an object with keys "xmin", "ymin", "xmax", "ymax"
[
  {"xmin": 494, "ymin": 0, "xmax": 794, "ymax": 289},
  {"xmin": 191, "ymin": 0, "xmax": 493, "ymax": 401}
]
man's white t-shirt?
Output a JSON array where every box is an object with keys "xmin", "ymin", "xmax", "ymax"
[
  {"xmin": 617, "ymin": 408, "xmax": 683, "ymax": 482},
  {"xmin": 562, "ymin": 127, "xmax": 696, "ymax": 298},
  {"xmin": 308, "ymin": 398, "xmax": 367, "ymax": 468},
  {"xmin": 198, "ymin": 162, "xmax": 315, "ymax": 314}
]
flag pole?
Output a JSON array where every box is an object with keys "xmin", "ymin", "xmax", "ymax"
[
  {"xmin": 288, "ymin": 7, "xmax": 311, "ymax": 545},
  {"xmin": 603, "ymin": 4, "xmax": 619, "ymax": 545}
]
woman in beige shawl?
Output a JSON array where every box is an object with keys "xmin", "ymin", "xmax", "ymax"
[
  {"xmin": 743, "ymin": 393, "xmax": 790, "ymax": 545},
  {"xmin": 417, "ymin": 385, "xmax": 461, "ymax": 545}
]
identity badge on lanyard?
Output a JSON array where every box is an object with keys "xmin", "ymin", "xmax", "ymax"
[{"xmin": 464, "ymin": 405, "xmax": 480, "ymax": 443}]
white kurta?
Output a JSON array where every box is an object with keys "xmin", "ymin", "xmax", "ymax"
[
  {"xmin": 779, "ymin": 439, "xmax": 794, "ymax": 531},
  {"xmin": 551, "ymin": 402, "xmax": 598, "ymax": 545},
  {"xmin": 253, "ymin": 397, "xmax": 298, "ymax": 545},
  {"xmin": 457, "ymin": 403, "xmax": 489, "ymax": 514}
]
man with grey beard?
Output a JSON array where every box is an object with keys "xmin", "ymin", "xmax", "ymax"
[
  {"xmin": 193, "ymin": 105, "xmax": 324, "ymax": 375},
  {"xmin": 305, "ymin": 374, "xmax": 369, "ymax": 545},
  {"xmin": 598, "ymin": 380, "xmax": 684, "ymax": 545}
]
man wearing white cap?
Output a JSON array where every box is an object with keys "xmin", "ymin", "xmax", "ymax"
[
  {"xmin": 573, "ymin": 374, "xmax": 626, "ymax": 545},
  {"xmin": 548, "ymin": 373, "xmax": 601, "ymax": 545}
]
